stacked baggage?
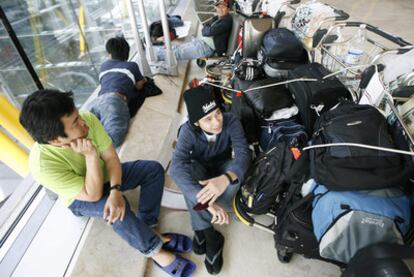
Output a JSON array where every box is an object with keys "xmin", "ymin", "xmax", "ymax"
[{"xmin": 193, "ymin": 0, "xmax": 414, "ymax": 273}]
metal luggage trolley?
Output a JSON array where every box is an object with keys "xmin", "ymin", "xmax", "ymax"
[
  {"xmin": 313, "ymin": 22, "xmax": 412, "ymax": 100},
  {"xmin": 198, "ymin": 0, "xmax": 302, "ymax": 99}
]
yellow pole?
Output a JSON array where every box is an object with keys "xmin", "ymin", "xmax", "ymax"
[
  {"xmin": 0, "ymin": 95, "xmax": 34, "ymax": 149},
  {"xmin": 28, "ymin": 0, "xmax": 48, "ymax": 82},
  {"xmin": 79, "ymin": 4, "xmax": 86, "ymax": 56},
  {"xmin": 0, "ymin": 131, "xmax": 29, "ymax": 177},
  {"xmin": 122, "ymin": 0, "xmax": 127, "ymax": 19}
]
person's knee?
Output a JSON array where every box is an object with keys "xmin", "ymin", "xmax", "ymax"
[
  {"xmin": 150, "ymin": 161, "xmax": 165, "ymax": 179},
  {"xmin": 109, "ymin": 128, "xmax": 128, "ymax": 147}
]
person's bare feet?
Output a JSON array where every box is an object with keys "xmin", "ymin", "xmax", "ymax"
[{"xmin": 152, "ymin": 249, "xmax": 175, "ymax": 267}]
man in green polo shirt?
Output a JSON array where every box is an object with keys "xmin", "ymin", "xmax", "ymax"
[{"xmin": 20, "ymin": 90, "xmax": 196, "ymax": 276}]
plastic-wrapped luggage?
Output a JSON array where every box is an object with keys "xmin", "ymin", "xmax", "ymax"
[
  {"xmin": 242, "ymin": 17, "xmax": 274, "ymax": 58},
  {"xmin": 258, "ymin": 28, "xmax": 308, "ymax": 78}
]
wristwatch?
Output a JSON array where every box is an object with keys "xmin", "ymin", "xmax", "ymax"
[
  {"xmin": 109, "ymin": 184, "xmax": 122, "ymax": 192},
  {"xmin": 224, "ymin": 173, "xmax": 237, "ymax": 185}
]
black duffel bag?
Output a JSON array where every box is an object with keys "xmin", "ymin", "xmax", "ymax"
[
  {"xmin": 245, "ymin": 78, "xmax": 294, "ymax": 119},
  {"xmin": 309, "ymin": 101, "xmax": 414, "ymax": 191},
  {"xmin": 288, "ymin": 63, "xmax": 352, "ymax": 135}
]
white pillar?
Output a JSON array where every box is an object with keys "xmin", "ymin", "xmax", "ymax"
[
  {"xmin": 137, "ymin": 0, "xmax": 156, "ymax": 62},
  {"xmin": 126, "ymin": 0, "xmax": 152, "ymax": 76},
  {"xmin": 158, "ymin": 0, "xmax": 177, "ymax": 70}
]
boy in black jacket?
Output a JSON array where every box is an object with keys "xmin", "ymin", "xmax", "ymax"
[{"xmin": 169, "ymin": 86, "xmax": 251, "ymax": 274}]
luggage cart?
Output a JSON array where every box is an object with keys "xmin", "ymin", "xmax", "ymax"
[
  {"xmin": 268, "ymin": 0, "xmax": 301, "ymax": 29},
  {"xmin": 314, "ymin": 22, "xmax": 412, "ymax": 100},
  {"xmin": 357, "ymin": 46, "xmax": 414, "ymax": 144}
]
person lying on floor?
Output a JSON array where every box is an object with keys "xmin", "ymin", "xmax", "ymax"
[
  {"xmin": 156, "ymin": 0, "xmax": 233, "ymax": 61},
  {"xmin": 169, "ymin": 86, "xmax": 251, "ymax": 274},
  {"xmin": 88, "ymin": 36, "xmax": 146, "ymax": 147},
  {"xmin": 20, "ymin": 90, "xmax": 196, "ymax": 277}
]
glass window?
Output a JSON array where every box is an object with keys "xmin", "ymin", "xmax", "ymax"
[{"xmin": 0, "ymin": 0, "xmax": 177, "ymax": 107}]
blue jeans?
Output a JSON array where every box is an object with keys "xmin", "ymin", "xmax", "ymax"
[
  {"xmin": 184, "ymin": 160, "xmax": 240, "ymax": 231},
  {"xmin": 157, "ymin": 37, "xmax": 214, "ymax": 61},
  {"xmin": 68, "ymin": 160, "xmax": 165, "ymax": 257},
  {"xmin": 88, "ymin": 93, "xmax": 130, "ymax": 147}
]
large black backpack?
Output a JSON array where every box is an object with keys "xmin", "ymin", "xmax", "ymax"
[
  {"xmin": 238, "ymin": 141, "xmax": 293, "ymax": 215},
  {"xmin": 310, "ymin": 101, "xmax": 414, "ymax": 191}
]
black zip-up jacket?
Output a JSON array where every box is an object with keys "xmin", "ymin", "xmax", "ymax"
[{"xmin": 201, "ymin": 14, "xmax": 233, "ymax": 56}]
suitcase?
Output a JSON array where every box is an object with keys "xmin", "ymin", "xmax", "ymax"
[
  {"xmin": 287, "ymin": 63, "xmax": 352, "ymax": 135},
  {"xmin": 342, "ymin": 243, "xmax": 414, "ymax": 277}
]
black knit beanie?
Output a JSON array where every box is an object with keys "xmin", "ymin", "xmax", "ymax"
[{"xmin": 184, "ymin": 86, "xmax": 218, "ymax": 124}]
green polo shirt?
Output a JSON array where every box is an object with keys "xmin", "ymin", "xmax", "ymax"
[{"xmin": 29, "ymin": 111, "xmax": 112, "ymax": 206}]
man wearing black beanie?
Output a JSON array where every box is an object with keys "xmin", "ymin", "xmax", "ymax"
[{"xmin": 170, "ymin": 86, "xmax": 251, "ymax": 274}]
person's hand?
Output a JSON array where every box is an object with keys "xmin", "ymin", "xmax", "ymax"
[
  {"xmin": 197, "ymin": 175, "xmax": 230, "ymax": 205},
  {"xmin": 207, "ymin": 203, "xmax": 229, "ymax": 225},
  {"xmin": 69, "ymin": 138, "xmax": 97, "ymax": 157},
  {"xmin": 103, "ymin": 191, "xmax": 125, "ymax": 225}
]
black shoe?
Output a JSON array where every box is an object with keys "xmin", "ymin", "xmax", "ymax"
[
  {"xmin": 192, "ymin": 231, "xmax": 206, "ymax": 255},
  {"xmin": 204, "ymin": 230, "xmax": 224, "ymax": 275}
]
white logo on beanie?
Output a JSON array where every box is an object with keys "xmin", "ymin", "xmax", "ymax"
[{"xmin": 202, "ymin": 101, "xmax": 217, "ymax": 114}]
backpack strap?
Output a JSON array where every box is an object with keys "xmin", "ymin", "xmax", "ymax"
[
  {"xmin": 99, "ymin": 68, "xmax": 136, "ymax": 84},
  {"xmin": 303, "ymin": 142, "xmax": 414, "ymax": 156}
]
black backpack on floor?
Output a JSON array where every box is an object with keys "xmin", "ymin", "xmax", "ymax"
[
  {"xmin": 287, "ymin": 63, "xmax": 352, "ymax": 135},
  {"xmin": 310, "ymin": 101, "xmax": 414, "ymax": 191},
  {"xmin": 239, "ymin": 141, "xmax": 293, "ymax": 215},
  {"xmin": 273, "ymin": 152, "xmax": 321, "ymax": 263}
]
